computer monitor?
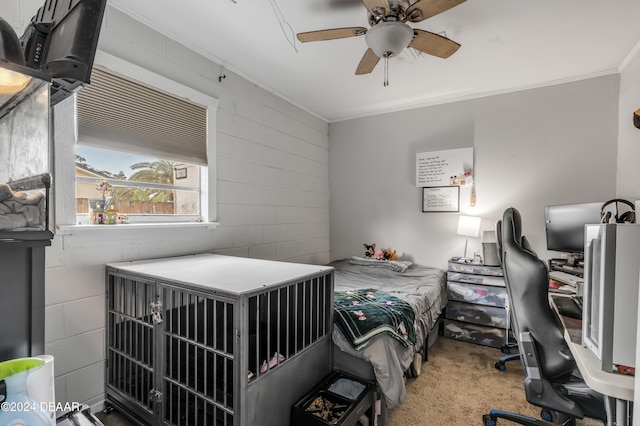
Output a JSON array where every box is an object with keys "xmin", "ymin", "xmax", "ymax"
[
  {"xmin": 20, "ymin": 0, "xmax": 106, "ymax": 105},
  {"xmin": 544, "ymin": 202, "xmax": 603, "ymax": 253}
]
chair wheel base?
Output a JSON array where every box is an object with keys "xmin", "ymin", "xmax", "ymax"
[
  {"xmin": 484, "ymin": 409, "xmax": 559, "ymax": 426},
  {"xmin": 483, "ymin": 414, "xmax": 497, "ymax": 426}
]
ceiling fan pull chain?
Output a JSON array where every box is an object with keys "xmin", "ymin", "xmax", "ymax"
[{"xmin": 384, "ymin": 55, "xmax": 389, "ymax": 87}]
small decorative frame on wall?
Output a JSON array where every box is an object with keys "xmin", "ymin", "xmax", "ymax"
[
  {"xmin": 422, "ymin": 186, "xmax": 460, "ymax": 212},
  {"xmin": 175, "ymin": 167, "xmax": 187, "ymax": 179}
]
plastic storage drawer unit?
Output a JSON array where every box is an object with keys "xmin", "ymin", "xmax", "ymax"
[
  {"xmin": 447, "ymin": 271, "xmax": 505, "ymax": 287},
  {"xmin": 447, "ymin": 262, "xmax": 503, "ymax": 276},
  {"xmin": 447, "ymin": 281, "xmax": 507, "ymax": 307},
  {"xmin": 443, "ymin": 319, "xmax": 509, "ymax": 348},
  {"xmin": 445, "ymin": 259, "xmax": 511, "ymax": 349},
  {"xmin": 446, "ymin": 300, "xmax": 508, "ymax": 328}
]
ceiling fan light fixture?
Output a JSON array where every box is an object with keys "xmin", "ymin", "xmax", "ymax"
[{"xmin": 365, "ymin": 21, "xmax": 413, "ymax": 58}]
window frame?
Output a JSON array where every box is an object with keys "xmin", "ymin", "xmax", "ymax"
[{"xmin": 53, "ymin": 51, "xmax": 218, "ymax": 231}]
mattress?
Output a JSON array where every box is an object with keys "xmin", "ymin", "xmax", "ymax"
[{"xmin": 329, "ymin": 259, "xmax": 447, "ymax": 409}]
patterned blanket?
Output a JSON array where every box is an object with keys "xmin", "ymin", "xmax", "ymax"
[{"xmin": 334, "ymin": 288, "xmax": 416, "ymax": 351}]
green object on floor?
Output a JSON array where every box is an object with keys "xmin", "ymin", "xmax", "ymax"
[
  {"xmin": 0, "ymin": 357, "xmax": 52, "ymax": 426},
  {"xmin": 0, "ymin": 357, "xmax": 44, "ymax": 380}
]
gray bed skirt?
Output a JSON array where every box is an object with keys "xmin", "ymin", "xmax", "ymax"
[{"xmin": 332, "ymin": 319, "xmax": 443, "ymax": 425}]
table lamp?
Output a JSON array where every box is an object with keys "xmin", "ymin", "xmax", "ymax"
[{"xmin": 457, "ymin": 215, "xmax": 481, "ymax": 259}]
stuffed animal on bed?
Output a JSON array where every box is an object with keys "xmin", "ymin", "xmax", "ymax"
[
  {"xmin": 363, "ymin": 243, "xmax": 376, "ymax": 258},
  {"xmin": 383, "ymin": 249, "xmax": 398, "ymax": 261}
]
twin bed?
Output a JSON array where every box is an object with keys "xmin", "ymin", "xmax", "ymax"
[{"xmin": 328, "ymin": 257, "xmax": 448, "ymax": 412}]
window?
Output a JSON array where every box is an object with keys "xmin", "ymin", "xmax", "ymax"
[
  {"xmin": 75, "ymin": 145, "xmax": 202, "ymax": 224},
  {"xmin": 67, "ymin": 60, "xmax": 217, "ymax": 226}
]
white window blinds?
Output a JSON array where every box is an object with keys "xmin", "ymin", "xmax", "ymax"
[{"xmin": 76, "ymin": 67, "xmax": 207, "ymax": 165}]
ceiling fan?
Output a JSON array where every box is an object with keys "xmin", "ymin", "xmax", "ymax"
[{"xmin": 297, "ymin": 0, "xmax": 465, "ymax": 85}]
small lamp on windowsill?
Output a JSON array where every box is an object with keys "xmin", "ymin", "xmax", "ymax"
[{"xmin": 457, "ymin": 215, "xmax": 481, "ymax": 260}]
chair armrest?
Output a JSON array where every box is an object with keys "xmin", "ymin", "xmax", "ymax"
[
  {"xmin": 519, "ymin": 331, "xmax": 584, "ymax": 419},
  {"xmin": 519, "ymin": 331, "xmax": 543, "ymax": 395}
]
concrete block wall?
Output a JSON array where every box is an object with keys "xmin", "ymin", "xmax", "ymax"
[
  {"xmin": 215, "ymin": 73, "xmax": 330, "ymax": 264},
  {"xmin": 0, "ymin": 1, "xmax": 329, "ymax": 411},
  {"xmin": 329, "ymin": 76, "xmax": 620, "ymax": 268}
]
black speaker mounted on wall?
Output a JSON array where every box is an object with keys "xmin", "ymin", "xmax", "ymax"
[{"xmin": 634, "ymin": 108, "xmax": 640, "ymax": 129}]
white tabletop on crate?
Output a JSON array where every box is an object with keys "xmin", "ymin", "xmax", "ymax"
[{"xmin": 107, "ymin": 253, "xmax": 333, "ymax": 295}]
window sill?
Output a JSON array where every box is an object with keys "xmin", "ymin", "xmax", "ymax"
[{"xmin": 56, "ymin": 221, "xmax": 220, "ymax": 235}]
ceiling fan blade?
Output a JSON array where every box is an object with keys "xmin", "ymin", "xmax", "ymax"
[
  {"xmin": 361, "ymin": 0, "xmax": 390, "ymax": 17},
  {"xmin": 409, "ymin": 29, "xmax": 460, "ymax": 58},
  {"xmin": 355, "ymin": 48, "xmax": 380, "ymax": 75},
  {"xmin": 297, "ymin": 27, "xmax": 367, "ymax": 42},
  {"xmin": 406, "ymin": 0, "xmax": 466, "ymax": 22}
]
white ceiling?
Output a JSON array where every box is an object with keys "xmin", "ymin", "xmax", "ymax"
[{"xmin": 108, "ymin": 0, "xmax": 640, "ymax": 122}]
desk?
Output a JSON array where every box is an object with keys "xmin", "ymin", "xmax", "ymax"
[{"xmin": 550, "ymin": 295, "xmax": 634, "ymax": 426}]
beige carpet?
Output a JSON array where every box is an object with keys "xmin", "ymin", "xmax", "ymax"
[
  {"xmin": 98, "ymin": 336, "xmax": 603, "ymax": 425},
  {"xmin": 387, "ymin": 337, "xmax": 603, "ymax": 426}
]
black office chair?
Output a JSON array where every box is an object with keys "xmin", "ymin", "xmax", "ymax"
[
  {"xmin": 494, "ymin": 219, "xmax": 520, "ymax": 371},
  {"xmin": 483, "ymin": 207, "xmax": 606, "ymax": 426}
]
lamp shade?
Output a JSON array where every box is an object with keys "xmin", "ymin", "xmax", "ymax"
[
  {"xmin": 365, "ymin": 21, "xmax": 413, "ymax": 57},
  {"xmin": 457, "ymin": 215, "xmax": 481, "ymax": 238}
]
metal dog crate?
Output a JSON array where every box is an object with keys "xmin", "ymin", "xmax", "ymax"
[{"xmin": 105, "ymin": 253, "xmax": 334, "ymax": 426}]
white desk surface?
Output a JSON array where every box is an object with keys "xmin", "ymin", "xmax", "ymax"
[
  {"xmin": 563, "ymin": 329, "xmax": 635, "ymax": 402},
  {"xmin": 551, "ymin": 295, "xmax": 635, "ymax": 402}
]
